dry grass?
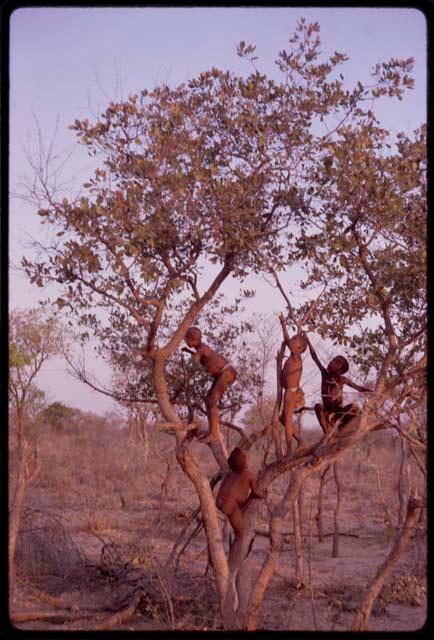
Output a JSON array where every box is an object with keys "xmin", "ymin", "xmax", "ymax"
[
  {"xmin": 15, "ymin": 508, "xmax": 83, "ymax": 583},
  {"xmin": 11, "ymin": 414, "xmax": 427, "ymax": 632}
]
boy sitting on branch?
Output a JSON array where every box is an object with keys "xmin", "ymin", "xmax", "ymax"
[{"xmin": 304, "ymin": 333, "xmax": 372, "ymax": 435}]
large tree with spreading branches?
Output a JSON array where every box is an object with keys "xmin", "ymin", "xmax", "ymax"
[{"xmin": 20, "ymin": 20, "xmax": 425, "ymax": 629}]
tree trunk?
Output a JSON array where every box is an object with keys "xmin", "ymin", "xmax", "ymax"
[
  {"xmin": 397, "ymin": 436, "xmax": 410, "ymax": 526},
  {"xmin": 293, "ymin": 490, "xmax": 304, "ymax": 582},
  {"xmin": 332, "ymin": 461, "xmax": 342, "ymax": 558},
  {"xmin": 157, "ymin": 457, "xmax": 174, "ymax": 526},
  {"xmin": 270, "ymin": 342, "xmax": 285, "ymax": 459},
  {"xmin": 176, "ymin": 444, "xmax": 229, "ymax": 619},
  {"xmin": 351, "ymin": 496, "xmax": 424, "ymax": 631},
  {"xmin": 244, "ymin": 465, "xmax": 312, "ymax": 630},
  {"xmin": 9, "ymin": 412, "xmax": 40, "ymax": 605},
  {"xmin": 316, "ymin": 464, "xmax": 330, "ymax": 543}
]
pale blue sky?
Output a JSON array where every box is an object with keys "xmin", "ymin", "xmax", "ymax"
[{"xmin": 9, "ymin": 7, "xmax": 427, "ymax": 414}]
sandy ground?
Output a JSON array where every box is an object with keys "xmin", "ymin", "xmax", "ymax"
[{"xmin": 11, "ymin": 487, "xmax": 427, "ymax": 633}]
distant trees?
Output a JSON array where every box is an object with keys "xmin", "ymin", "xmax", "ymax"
[
  {"xmin": 8, "ymin": 308, "xmax": 65, "ymax": 602},
  {"xmin": 19, "ymin": 18, "xmax": 425, "ymax": 629}
]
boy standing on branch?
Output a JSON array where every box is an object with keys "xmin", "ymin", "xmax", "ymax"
[
  {"xmin": 279, "ymin": 313, "xmax": 308, "ymax": 454},
  {"xmin": 182, "ymin": 326, "xmax": 237, "ymax": 443}
]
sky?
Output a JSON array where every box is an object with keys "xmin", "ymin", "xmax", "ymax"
[{"xmin": 9, "ymin": 6, "xmax": 427, "ymax": 415}]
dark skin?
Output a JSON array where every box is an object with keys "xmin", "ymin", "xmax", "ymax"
[
  {"xmin": 279, "ymin": 314, "xmax": 308, "ymax": 454},
  {"xmin": 182, "ymin": 326, "xmax": 237, "ymax": 443},
  {"xmin": 304, "ymin": 333, "xmax": 372, "ymax": 434},
  {"xmin": 216, "ymin": 448, "xmax": 266, "ymax": 539}
]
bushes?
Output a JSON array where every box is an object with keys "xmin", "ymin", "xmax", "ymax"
[{"xmin": 15, "ymin": 508, "xmax": 83, "ymax": 583}]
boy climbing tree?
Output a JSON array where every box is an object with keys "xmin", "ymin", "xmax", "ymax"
[
  {"xmin": 182, "ymin": 326, "xmax": 237, "ymax": 443},
  {"xmin": 304, "ymin": 333, "xmax": 372, "ymax": 435},
  {"xmin": 279, "ymin": 313, "xmax": 308, "ymax": 455},
  {"xmin": 216, "ymin": 447, "xmax": 267, "ymax": 539}
]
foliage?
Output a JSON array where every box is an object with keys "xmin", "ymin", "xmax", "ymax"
[
  {"xmin": 21, "ymin": 19, "xmax": 417, "ymax": 383},
  {"xmin": 17, "ymin": 19, "xmax": 426, "ymax": 629},
  {"xmin": 9, "ymin": 308, "xmax": 65, "ymax": 416},
  {"xmin": 295, "ymin": 123, "xmax": 426, "ymax": 378},
  {"xmin": 40, "ymin": 401, "xmax": 80, "ymax": 432}
]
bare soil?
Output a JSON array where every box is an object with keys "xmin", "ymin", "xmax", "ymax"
[{"xmin": 10, "ymin": 428, "xmax": 427, "ymax": 632}]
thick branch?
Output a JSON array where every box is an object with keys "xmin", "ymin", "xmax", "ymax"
[{"xmin": 162, "ymin": 253, "xmax": 235, "ymax": 356}]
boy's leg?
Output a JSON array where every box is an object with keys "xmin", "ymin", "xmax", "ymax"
[
  {"xmin": 314, "ymin": 403, "xmax": 330, "ymax": 434},
  {"xmin": 283, "ymin": 390, "xmax": 303, "ymax": 454},
  {"xmin": 228, "ymin": 505, "xmax": 243, "ymax": 539},
  {"xmin": 336, "ymin": 403, "xmax": 360, "ymax": 432},
  {"xmin": 218, "ymin": 499, "xmax": 243, "ymax": 539},
  {"xmin": 200, "ymin": 368, "xmax": 236, "ymax": 443}
]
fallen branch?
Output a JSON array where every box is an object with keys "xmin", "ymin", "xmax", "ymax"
[
  {"xmin": 27, "ymin": 589, "xmax": 79, "ymax": 614},
  {"xmin": 93, "ymin": 589, "xmax": 146, "ymax": 631},
  {"xmin": 11, "ymin": 610, "xmax": 96, "ymax": 624}
]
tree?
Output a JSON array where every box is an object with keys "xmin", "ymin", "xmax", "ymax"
[
  {"xmin": 40, "ymin": 401, "xmax": 80, "ymax": 433},
  {"xmin": 8, "ymin": 308, "xmax": 65, "ymax": 602},
  {"xmin": 20, "ymin": 19, "xmax": 424, "ymax": 629}
]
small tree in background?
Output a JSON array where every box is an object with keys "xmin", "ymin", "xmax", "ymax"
[{"xmin": 8, "ymin": 308, "xmax": 65, "ymax": 602}]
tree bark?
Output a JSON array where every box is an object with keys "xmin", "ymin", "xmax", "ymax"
[
  {"xmin": 293, "ymin": 489, "xmax": 304, "ymax": 582},
  {"xmin": 270, "ymin": 342, "xmax": 285, "ymax": 459},
  {"xmin": 397, "ymin": 437, "xmax": 410, "ymax": 526},
  {"xmin": 175, "ymin": 444, "xmax": 229, "ymax": 617},
  {"xmin": 332, "ymin": 461, "xmax": 342, "ymax": 558},
  {"xmin": 316, "ymin": 464, "xmax": 330, "ymax": 542},
  {"xmin": 9, "ymin": 412, "xmax": 39, "ymax": 605},
  {"xmin": 351, "ymin": 496, "xmax": 424, "ymax": 631},
  {"xmin": 244, "ymin": 465, "xmax": 312, "ymax": 630}
]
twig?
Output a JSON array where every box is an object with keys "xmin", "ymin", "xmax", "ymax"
[
  {"xmin": 307, "ymin": 495, "xmax": 319, "ymax": 630},
  {"xmin": 374, "ymin": 466, "xmax": 394, "ymax": 529},
  {"xmin": 332, "ymin": 461, "xmax": 342, "ymax": 558}
]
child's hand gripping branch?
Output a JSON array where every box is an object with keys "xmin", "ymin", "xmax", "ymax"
[
  {"xmin": 279, "ymin": 313, "xmax": 308, "ymax": 455},
  {"xmin": 304, "ymin": 333, "xmax": 372, "ymax": 434},
  {"xmin": 183, "ymin": 326, "xmax": 237, "ymax": 443},
  {"xmin": 216, "ymin": 447, "xmax": 266, "ymax": 539}
]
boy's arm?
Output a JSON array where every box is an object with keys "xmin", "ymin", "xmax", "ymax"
[
  {"xmin": 302, "ymin": 332, "xmax": 326, "ymax": 373},
  {"xmin": 341, "ymin": 376, "xmax": 372, "ymax": 393},
  {"xmin": 249, "ymin": 473, "xmax": 267, "ymax": 499}
]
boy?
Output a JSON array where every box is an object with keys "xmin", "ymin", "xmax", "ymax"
[
  {"xmin": 216, "ymin": 447, "xmax": 267, "ymax": 539},
  {"xmin": 279, "ymin": 313, "xmax": 308, "ymax": 454},
  {"xmin": 304, "ymin": 333, "xmax": 372, "ymax": 434},
  {"xmin": 182, "ymin": 326, "xmax": 236, "ymax": 443}
]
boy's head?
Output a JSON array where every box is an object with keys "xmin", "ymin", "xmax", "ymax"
[
  {"xmin": 185, "ymin": 326, "xmax": 202, "ymax": 348},
  {"xmin": 289, "ymin": 333, "xmax": 308, "ymax": 355},
  {"xmin": 327, "ymin": 355, "xmax": 349, "ymax": 375},
  {"xmin": 228, "ymin": 447, "xmax": 247, "ymax": 473}
]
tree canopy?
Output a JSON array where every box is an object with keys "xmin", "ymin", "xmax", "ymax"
[{"xmin": 22, "ymin": 19, "xmax": 419, "ymax": 384}]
